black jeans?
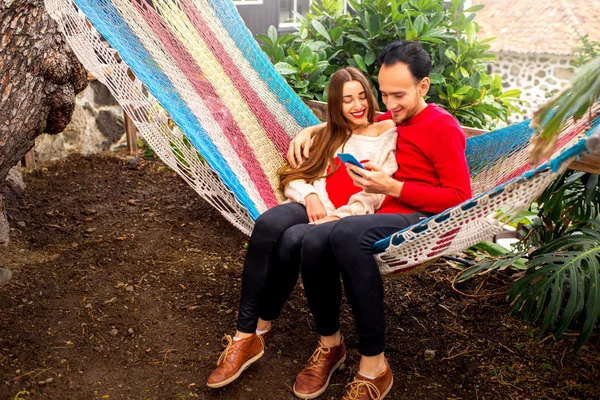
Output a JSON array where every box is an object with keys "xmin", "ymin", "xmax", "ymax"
[
  {"xmin": 236, "ymin": 202, "xmax": 315, "ymax": 333},
  {"xmin": 301, "ymin": 212, "xmax": 431, "ymax": 356}
]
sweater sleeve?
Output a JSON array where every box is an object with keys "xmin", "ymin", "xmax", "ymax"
[
  {"xmin": 332, "ymin": 131, "xmax": 398, "ymax": 218},
  {"xmin": 377, "ymin": 110, "xmax": 392, "ymax": 122},
  {"xmin": 399, "ymin": 117, "xmax": 472, "ymax": 213},
  {"xmin": 284, "ymin": 179, "xmax": 318, "ymax": 205}
]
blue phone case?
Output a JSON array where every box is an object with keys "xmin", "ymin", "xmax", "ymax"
[{"xmin": 337, "ymin": 153, "xmax": 366, "ymax": 169}]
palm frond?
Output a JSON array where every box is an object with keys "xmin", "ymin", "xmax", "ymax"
[{"xmin": 508, "ymin": 220, "xmax": 600, "ymax": 353}]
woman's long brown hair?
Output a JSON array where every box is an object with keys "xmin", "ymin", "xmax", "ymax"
[{"xmin": 279, "ymin": 67, "xmax": 378, "ymax": 190}]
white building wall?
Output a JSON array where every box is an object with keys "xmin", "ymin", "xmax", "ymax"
[{"xmin": 490, "ymin": 51, "xmax": 575, "ymax": 123}]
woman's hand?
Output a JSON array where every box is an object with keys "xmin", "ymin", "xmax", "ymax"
[
  {"xmin": 311, "ymin": 215, "xmax": 340, "ymax": 225},
  {"xmin": 305, "ymin": 193, "xmax": 327, "ymax": 222}
]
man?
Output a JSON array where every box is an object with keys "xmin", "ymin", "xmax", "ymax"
[{"xmin": 289, "ymin": 41, "xmax": 471, "ymax": 400}]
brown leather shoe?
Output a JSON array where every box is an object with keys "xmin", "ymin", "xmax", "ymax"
[
  {"xmin": 206, "ymin": 334, "xmax": 264, "ymax": 388},
  {"xmin": 257, "ymin": 327, "xmax": 272, "ymax": 342},
  {"xmin": 341, "ymin": 359, "xmax": 393, "ymax": 400},
  {"xmin": 293, "ymin": 338, "xmax": 346, "ymax": 399}
]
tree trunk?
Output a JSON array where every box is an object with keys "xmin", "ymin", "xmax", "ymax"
[{"xmin": 0, "ymin": 0, "xmax": 88, "ymax": 244}]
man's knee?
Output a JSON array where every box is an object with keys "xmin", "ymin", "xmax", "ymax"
[
  {"xmin": 329, "ymin": 216, "xmax": 365, "ymax": 250},
  {"xmin": 329, "ymin": 217, "xmax": 381, "ymax": 278}
]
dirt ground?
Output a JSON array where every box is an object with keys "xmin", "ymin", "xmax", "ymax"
[{"xmin": 1, "ymin": 154, "xmax": 599, "ymax": 400}]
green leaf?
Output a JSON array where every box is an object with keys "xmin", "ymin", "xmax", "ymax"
[
  {"xmin": 429, "ymin": 73, "xmax": 444, "ymax": 84},
  {"xmin": 584, "ymin": 174, "xmax": 599, "ymax": 203},
  {"xmin": 353, "ymin": 54, "xmax": 368, "ymax": 72},
  {"xmin": 267, "ymin": 25, "xmax": 278, "ymax": 45},
  {"xmin": 299, "ymin": 45, "xmax": 314, "ymax": 65},
  {"xmin": 311, "ymin": 19, "xmax": 331, "ymax": 42},
  {"xmin": 346, "ymin": 34, "xmax": 369, "ymax": 45},
  {"xmin": 414, "ymin": 15, "xmax": 425, "ymax": 36},
  {"xmin": 367, "ymin": 13, "xmax": 382, "ymax": 37},
  {"xmin": 500, "ymin": 89, "xmax": 522, "ymax": 98},
  {"xmin": 508, "ymin": 223, "xmax": 600, "ymax": 353},
  {"xmin": 255, "ymin": 34, "xmax": 272, "ymax": 47},
  {"xmin": 445, "ymin": 49, "xmax": 457, "ymax": 62},
  {"xmin": 329, "ymin": 26, "xmax": 344, "ymax": 42},
  {"xmin": 274, "ymin": 45, "xmax": 285, "ymax": 63},
  {"xmin": 463, "ymin": 4, "xmax": 485, "ymax": 13},
  {"xmin": 364, "ymin": 50, "xmax": 376, "ymax": 66},
  {"xmin": 275, "ymin": 62, "xmax": 298, "ymax": 75}
]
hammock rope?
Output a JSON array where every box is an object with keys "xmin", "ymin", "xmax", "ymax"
[{"xmin": 45, "ymin": 0, "xmax": 600, "ymax": 275}]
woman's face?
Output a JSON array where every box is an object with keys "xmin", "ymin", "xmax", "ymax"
[{"xmin": 341, "ymin": 80, "xmax": 369, "ymax": 129}]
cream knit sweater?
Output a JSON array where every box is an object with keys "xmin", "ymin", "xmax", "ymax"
[{"xmin": 285, "ymin": 128, "xmax": 398, "ymax": 218}]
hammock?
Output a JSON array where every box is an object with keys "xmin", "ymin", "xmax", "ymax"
[{"xmin": 45, "ymin": 0, "xmax": 600, "ymax": 275}]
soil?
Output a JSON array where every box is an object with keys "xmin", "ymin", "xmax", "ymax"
[{"xmin": 1, "ymin": 154, "xmax": 599, "ymax": 400}]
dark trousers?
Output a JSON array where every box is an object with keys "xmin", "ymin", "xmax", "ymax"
[
  {"xmin": 236, "ymin": 203, "xmax": 315, "ymax": 333},
  {"xmin": 301, "ymin": 212, "xmax": 431, "ymax": 356}
]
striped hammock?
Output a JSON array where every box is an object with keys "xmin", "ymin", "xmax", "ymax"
[{"xmin": 45, "ymin": 0, "xmax": 600, "ymax": 275}]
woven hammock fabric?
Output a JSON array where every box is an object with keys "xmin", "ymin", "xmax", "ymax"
[
  {"xmin": 45, "ymin": 0, "xmax": 600, "ymax": 274},
  {"xmin": 46, "ymin": 0, "xmax": 321, "ymax": 233}
]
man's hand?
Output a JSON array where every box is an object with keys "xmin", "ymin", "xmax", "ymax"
[
  {"xmin": 310, "ymin": 215, "xmax": 340, "ymax": 225},
  {"xmin": 346, "ymin": 162, "xmax": 403, "ymax": 198},
  {"xmin": 287, "ymin": 123, "xmax": 325, "ymax": 168},
  {"xmin": 305, "ymin": 194, "xmax": 327, "ymax": 222}
]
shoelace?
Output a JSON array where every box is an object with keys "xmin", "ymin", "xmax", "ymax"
[
  {"xmin": 216, "ymin": 334, "xmax": 264, "ymax": 366},
  {"xmin": 342, "ymin": 378, "xmax": 381, "ymax": 400},
  {"xmin": 306, "ymin": 342, "xmax": 331, "ymax": 372},
  {"xmin": 217, "ymin": 334, "xmax": 234, "ymax": 366}
]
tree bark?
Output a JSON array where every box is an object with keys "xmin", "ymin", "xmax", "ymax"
[{"xmin": 0, "ymin": 0, "xmax": 88, "ymax": 244}]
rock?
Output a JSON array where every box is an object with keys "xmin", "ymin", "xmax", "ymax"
[
  {"xmin": 1, "ymin": 165, "xmax": 25, "ymax": 198},
  {"xmin": 96, "ymin": 110, "xmax": 124, "ymax": 145},
  {"xmin": 424, "ymin": 349, "xmax": 436, "ymax": 360},
  {"xmin": 91, "ymin": 80, "xmax": 119, "ymax": 107},
  {"xmin": 0, "ymin": 196, "xmax": 9, "ymax": 246},
  {"xmin": 0, "ymin": 267, "xmax": 12, "ymax": 282},
  {"xmin": 62, "ymin": 102, "xmax": 87, "ymax": 143}
]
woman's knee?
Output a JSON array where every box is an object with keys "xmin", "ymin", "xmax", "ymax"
[
  {"xmin": 278, "ymin": 224, "xmax": 312, "ymax": 259},
  {"xmin": 253, "ymin": 204, "xmax": 305, "ymax": 239},
  {"xmin": 300, "ymin": 224, "xmax": 333, "ymax": 268}
]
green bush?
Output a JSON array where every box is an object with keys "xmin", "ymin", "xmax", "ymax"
[{"xmin": 257, "ymin": 0, "xmax": 521, "ymax": 129}]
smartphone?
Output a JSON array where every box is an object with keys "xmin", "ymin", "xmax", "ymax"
[{"xmin": 337, "ymin": 153, "xmax": 366, "ymax": 169}]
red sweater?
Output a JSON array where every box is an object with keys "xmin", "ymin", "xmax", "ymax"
[{"xmin": 376, "ymin": 104, "xmax": 472, "ymax": 214}]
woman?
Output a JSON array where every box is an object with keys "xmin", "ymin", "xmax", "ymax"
[{"xmin": 206, "ymin": 67, "xmax": 397, "ymax": 391}]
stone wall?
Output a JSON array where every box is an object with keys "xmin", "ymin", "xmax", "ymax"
[
  {"xmin": 33, "ymin": 80, "xmax": 128, "ymax": 163},
  {"xmin": 491, "ymin": 51, "xmax": 575, "ymax": 123}
]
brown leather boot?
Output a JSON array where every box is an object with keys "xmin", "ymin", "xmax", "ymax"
[
  {"xmin": 293, "ymin": 338, "xmax": 346, "ymax": 399},
  {"xmin": 206, "ymin": 334, "xmax": 264, "ymax": 388},
  {"xmin": 341, "ymin": 359, "xmax": 393, "ymax": 400}
]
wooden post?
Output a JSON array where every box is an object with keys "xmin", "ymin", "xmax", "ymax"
[
  {"xmin": 568, "ymin": 154, "xmax": 600, "ymax": 174},
  {"xmin": 124, "ymin": 112, "xmax": 138, "ymax": 156},
  {"xmin": 23, "ymin": 149, "xmax": 36, "ymax": 169}
]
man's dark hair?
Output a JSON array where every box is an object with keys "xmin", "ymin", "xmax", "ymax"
[{"xmin": 376, "ymin": 41, "xmax": 432, "ymax": 81}]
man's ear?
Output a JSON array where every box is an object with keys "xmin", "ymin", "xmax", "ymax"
[{"xmin": 418, "ymin": 77, "xmax": 430, "ymax": 97}]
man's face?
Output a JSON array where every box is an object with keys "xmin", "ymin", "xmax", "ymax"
[{"xmin": 378, "ymin": 63, "xmax": 429, "ymax": 125}]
